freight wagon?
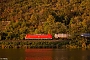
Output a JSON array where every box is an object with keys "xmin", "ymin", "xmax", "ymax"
[
  {"xmin": 54, "ymin": 34, "xmax": 71, "ymax": 39},
  {"xmin": 81, "ymin": 33, "xmax": 90, "ymax": 38}
]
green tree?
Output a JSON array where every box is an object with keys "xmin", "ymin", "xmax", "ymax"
[
  {"xmin": 30, "ymin": 14, "xmax": 39, "ymax": 28},
  {"xmin": 54, "ymin": 22, "xmax": 67, "ymax": 33},
  {"xmin": 43, "ymin": 15, "xmax": 55, "ymax": 34}
]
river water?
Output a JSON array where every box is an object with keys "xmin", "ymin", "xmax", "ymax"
[{"xmin": 0, "ymin": 49, "xmax": 90, "ymax": 60}]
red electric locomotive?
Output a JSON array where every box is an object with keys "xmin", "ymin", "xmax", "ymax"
[{"xmin": 25, "ymin": 34, "xmax": 52, "ymax": 39}]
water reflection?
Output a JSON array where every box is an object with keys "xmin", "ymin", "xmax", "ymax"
[
  {"xmin": 0, "ymin": 49, "xmax": 25, "ymax": 60},
  {"xmin": 0, "ymin": 49, "xmax": 90, "ymax": 60},
  {"xmin": 25, "ymin": 49, "xmax": 53, "ymax": 60},
  {"xmin": 25, "ymin": 49, "xmax": 90, "ymax": 60},
  {"xmin": 53, "ymin": 49, "xmax": 90, "ymax": 60}
]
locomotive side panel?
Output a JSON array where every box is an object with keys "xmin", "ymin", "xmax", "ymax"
[{"xmin": 25, "ymin": 34, "xmax": 52, "ymax": 39}]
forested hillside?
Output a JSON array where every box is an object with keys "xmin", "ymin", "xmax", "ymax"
[{"xmin": 0, "ymin": 0, "xmax": 90, "ymax": 40}]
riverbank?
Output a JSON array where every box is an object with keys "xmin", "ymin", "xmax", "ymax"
[
  {"xmin": 0, "ymin": 40, "xmax": 69, "ymax": 49},
  {"xmin": 0, "ymin": 40, "xmax": 90, "ymax": 49}
]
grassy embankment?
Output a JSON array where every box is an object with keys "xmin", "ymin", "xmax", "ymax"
[
  {"xmin": 0, "ymin": 40, "xmax": 69, "ymax": 49},
  {"xmin": 1, "ymin": 39, "xmax": 90, "ymax": 49}
]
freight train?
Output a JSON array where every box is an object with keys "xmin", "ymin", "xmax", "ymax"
[
  {"xmin": 25, "ymin": 34, "xmax": 71, "ymax": 39},
  {"xmin": 25, "ymin": 33, "xmax": 90, "ymax": 40}
]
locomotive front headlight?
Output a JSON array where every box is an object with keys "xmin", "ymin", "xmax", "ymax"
[{"xmin": 81, "ymin": 34, "xmax": 84, "ymax": 36}]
